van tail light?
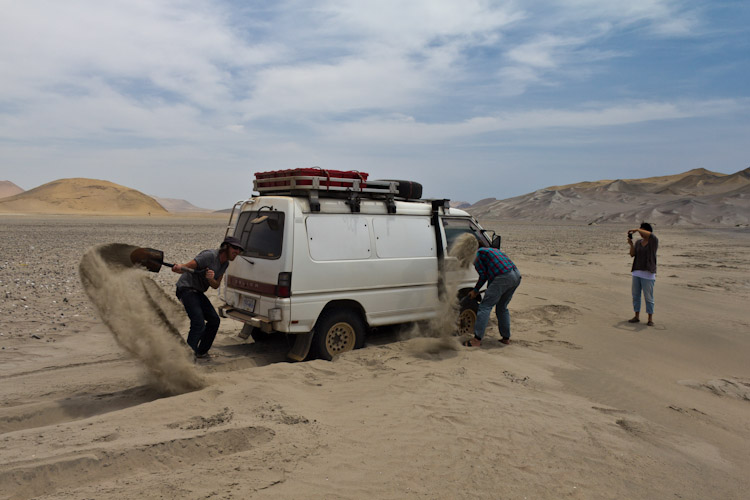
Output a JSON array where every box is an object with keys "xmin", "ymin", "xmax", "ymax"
[{"xmin": 277, "ymin": 272, "xmax": 292, "ymax": 298}]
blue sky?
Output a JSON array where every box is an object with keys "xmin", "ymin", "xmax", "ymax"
[{"xmin": 1, "ymin": 0, "xmax": 748, "ymax": 209}]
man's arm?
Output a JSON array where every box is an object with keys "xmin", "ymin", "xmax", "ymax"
[
  {"xmin": 172, "ymin": 259, "xmax": 198, "ymax": 274},
  {"xmin": 469, "ymin": 255, "xmax": 486, "ymax": 298},
  {"xmin": 629, "ymin": 228, "xmax": 651, "ymax": 238},
  {"xmin": 207, "ymin": 273, "xmax": 223, "ymax": 289}
]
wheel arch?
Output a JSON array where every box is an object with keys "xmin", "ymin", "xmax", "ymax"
[{"xmin": 317, "ymin": 299, "xmax": 369, "ymax": 329}]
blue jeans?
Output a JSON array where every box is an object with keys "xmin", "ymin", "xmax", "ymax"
[
  {"xmin": 474, "ymin": 268, "xmax": 521, "ymax": 341},
  {"xmin": 177, "ymin": 288, "xmax": 220, "ymax": 355},
  {"xmin": 631, "ymin": 277, "xmax": 655, "ymax": 315}
]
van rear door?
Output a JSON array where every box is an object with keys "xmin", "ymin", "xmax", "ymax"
[{"xmin": 225, "ymin": 203, "xmax": 291, "ymax": 318}]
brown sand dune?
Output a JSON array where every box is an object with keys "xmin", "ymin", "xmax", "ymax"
[
  {"xmin": 0, "ymin": 180, "xmax": 24, "ymax": 199},
  {"xmin": 0, "ymin": 178, "xmax": 167, "ymax": 215},
  {"xmin": 469, "ymin": 167, "xmax": 750, "ymax": 226}
]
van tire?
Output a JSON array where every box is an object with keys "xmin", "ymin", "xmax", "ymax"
[
  {"xmin": 377, "ymin": 179, "xmax": 423, "ymax": 199},
  {"xmin": 457, "ymin": 296, "xmax": 479, "ymax": 337},
  {"xmin": 313, "ymin": 309, "xmax": 366, "ymax": 360}
]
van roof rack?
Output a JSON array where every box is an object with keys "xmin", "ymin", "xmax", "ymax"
[{"xmin": 253, "ymin": 169, "xmax": 415, "ymax": 213}]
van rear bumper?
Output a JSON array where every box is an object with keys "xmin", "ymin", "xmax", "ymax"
[{"xmin": 218, "ymin": 305, "xmax": 274, "ymax": 333}]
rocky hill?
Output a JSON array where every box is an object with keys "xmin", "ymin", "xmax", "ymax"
[
  {"xmin": 0, "ymin": 178, "xmax": 168, "ymax": 215},
  {"xmin": 150, "ymin": 196, "xmax": 214, "ymax": 213},
  {"xmin": 467, "ymin": 167, "xmax": 750, "ymax": 226},
  {"xmin": 0, "ymin": 181, "xmax": 24, "ymax": 199}
]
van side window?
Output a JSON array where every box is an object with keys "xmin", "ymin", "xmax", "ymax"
[
  {"xmin": 442, "ymin": 218, "xmax": 489, "ymax": 250},
  {"xmin": 235, "ymin": 211, "xmax": 284, "ymax": 259}
]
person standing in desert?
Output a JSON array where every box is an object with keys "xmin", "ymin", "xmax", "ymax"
[
  {"xmin": 628, "ymin": 222, "xmax": 658, "ymax": 326},
  {"xmin": 172, "ymin": 236, "xmax": 244, "ymax": 358}
]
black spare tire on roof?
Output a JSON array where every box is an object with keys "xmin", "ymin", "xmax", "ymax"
[{"xmin": 376, "ymin": 179, "xmax": 423, "ymax": 200}]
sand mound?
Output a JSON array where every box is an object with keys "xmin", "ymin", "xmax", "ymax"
[
  {"xmin": 79, "ymin": 243, "xmax": 205, "ymax": 394},
  {"xmin": 0, "ymin": 178, "xmax": 167, "ymax": 215}
]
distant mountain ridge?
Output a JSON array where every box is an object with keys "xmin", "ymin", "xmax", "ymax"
[
  {"xmin": 0, "ymin": 180, "xmax": 24, "ymax": 199},
  {"xmin": 3, "ymin": 168, "xmax": 749, "ymax": 224},
  {"xmin": 467, "ymin": 167, "xmax": 750, "ymax": 226},
  {"xmin": 150, "ymin": 196, "xmax": 214, "ymax": 213}
]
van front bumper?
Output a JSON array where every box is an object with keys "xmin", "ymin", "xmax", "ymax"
[{"xmin": 218, "ymin": 305, "xmax": 274, "ymax": 333}]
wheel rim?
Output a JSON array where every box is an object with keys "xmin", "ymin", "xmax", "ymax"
[
  {"xmin": 325, "ymin": 321, "xmax": 356, "ymax": 354},
  {"xmin": 458, "ymin": 309, "xmax": 477, "ymax": 336}
]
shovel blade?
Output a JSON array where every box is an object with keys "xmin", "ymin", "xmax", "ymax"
[{"xmin": 130, "ymin": 247, "xmax": 166, "ymax": 272}]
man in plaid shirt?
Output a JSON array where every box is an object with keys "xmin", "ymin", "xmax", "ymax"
[{"xmin": 465, "ymin": 247, "xmax": 522, "ymax": 347}]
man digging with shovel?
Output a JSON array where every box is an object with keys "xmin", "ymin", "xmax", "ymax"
[{"xmin": 172, "ymin": 236, "xmax": 244, "ymax": 359}]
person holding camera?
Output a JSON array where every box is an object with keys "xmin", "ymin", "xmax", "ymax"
[
  {"xmin": 627, "ymin": 222, "xmax": 658, "ymax": 326},
  {"xmin": 172, "ymin": 236, "xmax": 244, "ymax": 358}
]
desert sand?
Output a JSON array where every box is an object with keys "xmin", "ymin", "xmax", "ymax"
[{"xmin": 1, "ymin": 215, "xmax": 749, "ymax": 499}]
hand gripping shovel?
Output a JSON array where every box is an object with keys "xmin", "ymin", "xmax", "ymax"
[{"xmin": 130, "ymin": 247, "xmax": 194, "ymax": 273}]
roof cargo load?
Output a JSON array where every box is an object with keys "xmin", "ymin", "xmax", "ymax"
[
  {"xmin": 255, "ymin": 168, "xmax": 378, "ymax": 192},
  {"xmin": 252, "ymin": 168, "xmax": 423, "ymax": 213}
]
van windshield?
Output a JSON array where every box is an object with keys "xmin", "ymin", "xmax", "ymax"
[
  {"xmin": 443, "ymin": 218, "xmax": 489, "ymax": 249},
  {"xmin": 235, "ymin": 210, "xmax": 285, "ymax": 259}
]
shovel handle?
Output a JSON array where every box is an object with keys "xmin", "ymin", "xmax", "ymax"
[{"xmin": 164, "ymin": 262, "xmax": 194, "ymax": 273}]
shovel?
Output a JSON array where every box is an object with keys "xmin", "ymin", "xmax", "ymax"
[{"xmin": 130, "ymin": 247, "xmax": 194, "ymax": 273}]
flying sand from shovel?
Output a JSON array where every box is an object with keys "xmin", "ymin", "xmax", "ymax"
[{"xmin": 79, "ymin": 243, "xmax": 206, "ymax": 394}]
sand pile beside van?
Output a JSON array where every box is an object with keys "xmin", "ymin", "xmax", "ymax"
[{"xmin": 404, "ymin": 232, "xmax": 479, "ymax": 354}]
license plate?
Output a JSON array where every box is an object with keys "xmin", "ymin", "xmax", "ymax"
[{"xmin": 240, "ymin": 296, "xmax": 256, "ymax": 313}]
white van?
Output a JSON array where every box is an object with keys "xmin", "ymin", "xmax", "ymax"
[{"xmin": 218, "ymin": 170, "xmax": 500, "ymax": 360}]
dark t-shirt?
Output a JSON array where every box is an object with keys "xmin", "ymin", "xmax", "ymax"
[
  {"xmin": 631, "ymin": 234, "xmax": 658, "ymax": 274},
  {"xmin": 176, "ymin": 249, "xmax": 227, "ymax": 294}
]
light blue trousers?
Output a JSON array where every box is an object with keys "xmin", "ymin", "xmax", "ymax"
[
  {"xmin": 474, "ymin": 269, "xmax": 521, "ymax": 340},
  {"xmin": 632, "ymin": 276, "xmax": 655, "ymax": 315}
]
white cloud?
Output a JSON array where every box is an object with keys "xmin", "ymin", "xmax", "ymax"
[
  {"xmin": 546, "ymin": 0, "xmax": 699, "ymax": 36},
  {"xmin": 318, "ymin": 99, "xmax": 744, "ymax": 144},
  {"xmin": 0, "ymin": 1, "xmax": 280, "ymax": 107}
]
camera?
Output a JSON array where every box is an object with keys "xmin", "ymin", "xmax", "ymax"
[{"xmin": 628, "ymin": 232, "xmax": 633, "ymax": 240}]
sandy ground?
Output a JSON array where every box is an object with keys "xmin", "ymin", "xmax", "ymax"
[{"xmin": 1, "ymin": 215, "xmax": 749, "ymax": 499}]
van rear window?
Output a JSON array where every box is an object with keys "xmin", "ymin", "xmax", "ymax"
[{"xmin": 235, "ymin": 211, "xmax": 284, "ymax": 259}]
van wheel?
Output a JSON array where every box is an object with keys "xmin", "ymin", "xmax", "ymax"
[
  {"xmin": 457, "ymin": 297, "xmax": 479, "ymax": 336},
  {"xmin": 314, "ymin": 309, "xmax": 366, "ymax": 360}
]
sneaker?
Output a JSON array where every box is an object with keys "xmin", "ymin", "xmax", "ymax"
[
  {"xmin": 499, "ymin": 338, "xmax": 511, "ymax": 345},
  {"xmin": 194, "ymin": 352, "xmax": 210, "ymax": 359}
]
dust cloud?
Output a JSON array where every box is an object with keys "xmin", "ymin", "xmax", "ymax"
[
  {"xmin": 405, "ymin": 233, "xmax": 478, "ymax": 355},
  {"xmin": 79, "ymin": 243, "xmax": 205, "ymax": 394}
]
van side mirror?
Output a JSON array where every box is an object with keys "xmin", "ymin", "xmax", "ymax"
[{"xmin": 491, "ymin": 235, "xmax": 501, "ymax": 249}]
